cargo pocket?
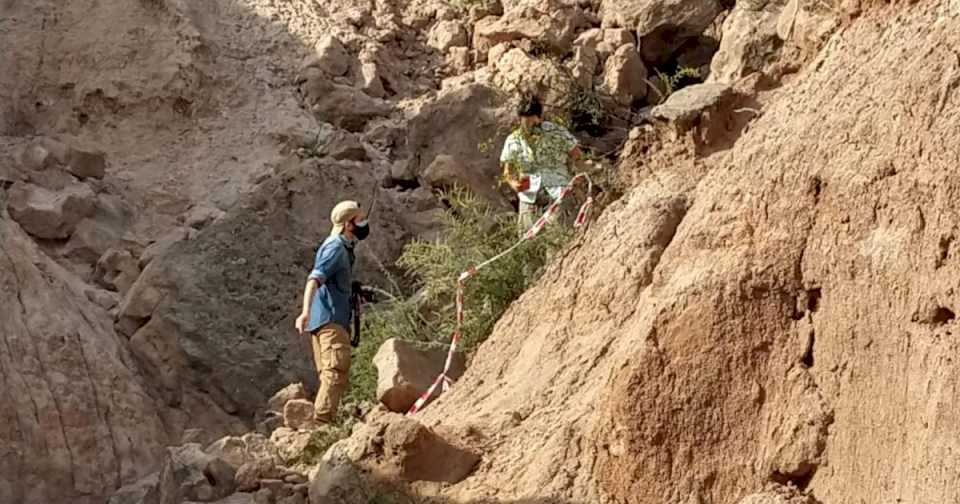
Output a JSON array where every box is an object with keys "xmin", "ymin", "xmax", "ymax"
[{"xmin": 329, "ymin": 341, "xmax": 352, "ymax": 374}]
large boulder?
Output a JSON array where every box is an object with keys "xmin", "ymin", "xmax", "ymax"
[
  {"xmin": 404, "ymin": 83, "xmax": 512, "ymax": 206},
  {"xmin": 650, "ymin": 82, "xmax": 733, "ymax": 123},
  {"xmin": 601, "ymin": 43, "xmax": 648, "ymax": 106},
  {"xmin": 710, "ymin": 0, "xmax": 787, "ymax": 83},
  {"xmin": 6, "ymin": 181, "xmax": 96, "ymax": 239},
  {"xmin": 473, "ymin": 0, "xmax": 584, "ymax": 54},
  {"xmin": 601, "ymin": 0, "xmax": 723, "ymax": 65},
  {"xmin": 299, "ymin": 77, "xmax": 394, "ymax": 132},
  {"xmin": 157, "ymin": 444, "xmax": 236, "ymax": 504},
  {"xmin": 601, "ymin": 0, "xmax": 723, "ymax": 37},
  {"xmin": 491, "ymin": 47, "xmax": 574, "ymax": 110},
  {"xmin": 373, "ymin": 338, "xmax": 466, "ymax": 413},
  {"xmin": 308, "ymin": 413, "xmax": 479, "ymax": 503}
]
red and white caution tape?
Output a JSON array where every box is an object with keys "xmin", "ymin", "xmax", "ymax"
[{"xmin": 407, "ymin": 173, "xmax": 594, "ymax": 414}]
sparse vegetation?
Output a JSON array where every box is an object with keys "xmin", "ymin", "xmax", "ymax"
[{"xmin": 647, "ymin": 66, "xmax": 702, "ymax": 104}]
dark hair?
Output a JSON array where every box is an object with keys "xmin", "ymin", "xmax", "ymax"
[{"xmin": 516, "ymin": 94, "xmax": 543, "ymax": 118}]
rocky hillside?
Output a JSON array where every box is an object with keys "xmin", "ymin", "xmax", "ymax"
[{"xmin": 4, "ymin": 0, "xmax": 960, "ymax": 502}]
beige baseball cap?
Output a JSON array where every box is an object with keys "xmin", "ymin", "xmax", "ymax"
[{"xmin": 330, "ymin": 200, "xmax": 362, "ymax": 236}]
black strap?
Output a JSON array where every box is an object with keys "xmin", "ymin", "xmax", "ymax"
[{"xmin": 350, "ymin": 283, "xmax": 361, "ymax": 348}]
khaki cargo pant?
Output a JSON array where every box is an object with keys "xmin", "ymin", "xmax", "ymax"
[{"xmin": 311, "ymin": 323, "xmax": 352, "ymax": 423}]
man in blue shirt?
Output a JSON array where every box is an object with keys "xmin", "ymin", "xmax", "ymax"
[{"xmin": 294, "ymin": 200, "xmax": 370, "ymax": 423}]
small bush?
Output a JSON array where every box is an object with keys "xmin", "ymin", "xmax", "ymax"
[{"xmin": 398, "ymin": 188, "xmax": 571, "ymax": 350}]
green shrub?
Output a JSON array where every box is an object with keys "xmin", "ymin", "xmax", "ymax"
[{"xmin": 398, "ymin": 188, "xmax": 571, "ymax": 350}]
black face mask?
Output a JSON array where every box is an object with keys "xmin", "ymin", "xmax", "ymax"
[{"xmin": 353, "ymin": 220, "xmax": 370, "ymax": 241}]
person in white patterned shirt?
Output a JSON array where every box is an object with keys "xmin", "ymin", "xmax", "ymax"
[{"xmin": 499, "ymin": 95, "xmax": 583, "ymax": 234}]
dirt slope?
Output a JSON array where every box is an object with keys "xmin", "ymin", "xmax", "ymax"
[{"xmin": 416, "ymin": 3, "xmax": 960, "ymax": 503}]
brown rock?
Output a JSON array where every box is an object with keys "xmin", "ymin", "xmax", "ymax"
[
  {"xmin": 473, "ymin": 0, "xmax": 581, "ymax": 54},
  {"xmin": 601, "ymin": 0, "xmax": 722, "ymax": 41},
  {"xmin": 64, "ymin": 217, "xmax": 123, "ymax": 264},
  {"xmin": 256, "ymin": 413, "xmax": 285, "ymax": 436},
  {"xmin": 183, "ymin": 204, "xmax": 225, "ymax": 229},
  {"xmin": 66, "ymin": 147, "xmax": 107, "ymax": 179},
  {"xmin": 445, "ymin": 47, "xmax": 472, "ymax": 75},
  {"xmin": 600, "ymin": 43, "xmax": 648, "ymax": 106},
  {"xmin": 427, "ymin": 20, "xmax": 468, "ymax": 52},
  {"xmin": 85, "ymin": 287, "xmax": 121, "ymax": 311},
  {"xmin": 235, "ymin": 458, "xmax": 279, "ymax": 492},
  {"xmin": 300, "ymin": 78, "xmax": 394, "ymax": 132},
  {"xmin": 491, "ymin": 47, "xmax": 572, "ymax": 109},
  {"xmin": 382, "ymin": 416, "xmax": 480, "ymax": 482},
  {"xmin": 267, "ymin": 383, "xmax": 308, "ymax": 414},
  {"xmin": 277, "ymin": 493, "xmax": 306, "ymax": 504},
  {"xmin": 322, "ymin": 131, "xmax": 369, "ymax": 162},
  {"xmin": 95, "ymin": 246, "xmax": 143, "ymax": 294},
  {"xmin": 18, "ymin": 141, "xmax": 55, "ymax": 171},
  {"xmin": 186, "ymin": 494, "xmax": 255, "ymax": 504},
  {"xmin": 139, "ymin": 226, "xmax": 196, "ymax": 269},
  {"xmin": 357, "ymin": 61, "xmax": 387, "ymax": 99},
  {"xmin": 283, "ymin": 472, "xmax": 307, "ymax": 485},
  {"xmin": 6, "ymin": 181, "xmax": 97, "ymax": 239},
  {"xmin": 283, "ymin": 399, "xmax": 316, "ymax": 430},
  {"xmin": 710, "ymin": 0, "xmax": 786, "ymax": 83},
  {"xmin": 373, "ymin": 338, "xmax": 466, "ymax": 413},
  {"xmin": 304, "ymin": 35, "xmax": 351, "ymax": 77},
  {"xmin": 270, "ymin": 427, "xmax": 313, "ymax": 464},
  {"xmin": 259, "ymin": 478, "xmax": 288, "ymax": 498},
  {"xmin": 205, "ymin": 436, "xmax": 249, "ymax": 469},
  {"xmin": 568, "ymin": 43, "xmax": 600, "ymax": 88},
  {"xmin": 157, "ymin": 444, "xmax": 236, "ymax": 504},
  {"xmin": 107, "ymin": 473, "xmax": 160, "ymax": 504},
  {"xmin": 254, "ymin": 488, "xmax": 273, "ymax": 504},
  {"xmin": 650, "ymin": 82, "xmax": 733, "ymax": 123}
]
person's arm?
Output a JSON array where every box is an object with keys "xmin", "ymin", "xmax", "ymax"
[
  {"xmin": 502, "ymin": 162, "xmax": 526, "ymax": 192},
  {"xmin": 500, "ymin": 135, "xmax": 528, "ymax": 192},
  {"xmin": 295, "ymin": 243, "xmax": 336, "ymax": 334},
  {"xmin": 295, "ymin": 278, "xmax": 321, "ymax": 334}
]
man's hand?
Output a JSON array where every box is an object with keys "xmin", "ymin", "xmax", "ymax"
[
  {"xmin": 295, "ymin": 312, "xmax": 310, "ymax": 335},
  {"xmin": 507, "ymin": 176, "xmax": 530, "ymax": 193}
]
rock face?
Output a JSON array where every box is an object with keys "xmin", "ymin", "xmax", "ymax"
[
  {"xmin": 114, "ymin": 158, "xmax": 431, "ymax": 421},
  {"xmin": 387, "ymin": 5, "xmax": 960, "ymax": 504},
  {"xmin": 373, "ymin": 338, "xmax": 467, "ymax": 412},
  {"xmin": 0, "ymin": 215, "xmax": 168, "ymax": 504}
]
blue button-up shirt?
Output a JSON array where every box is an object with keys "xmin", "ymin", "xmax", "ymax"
[{"xmin": 307, "ymin": 234, "xmax": 355, "ymax": 333}]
